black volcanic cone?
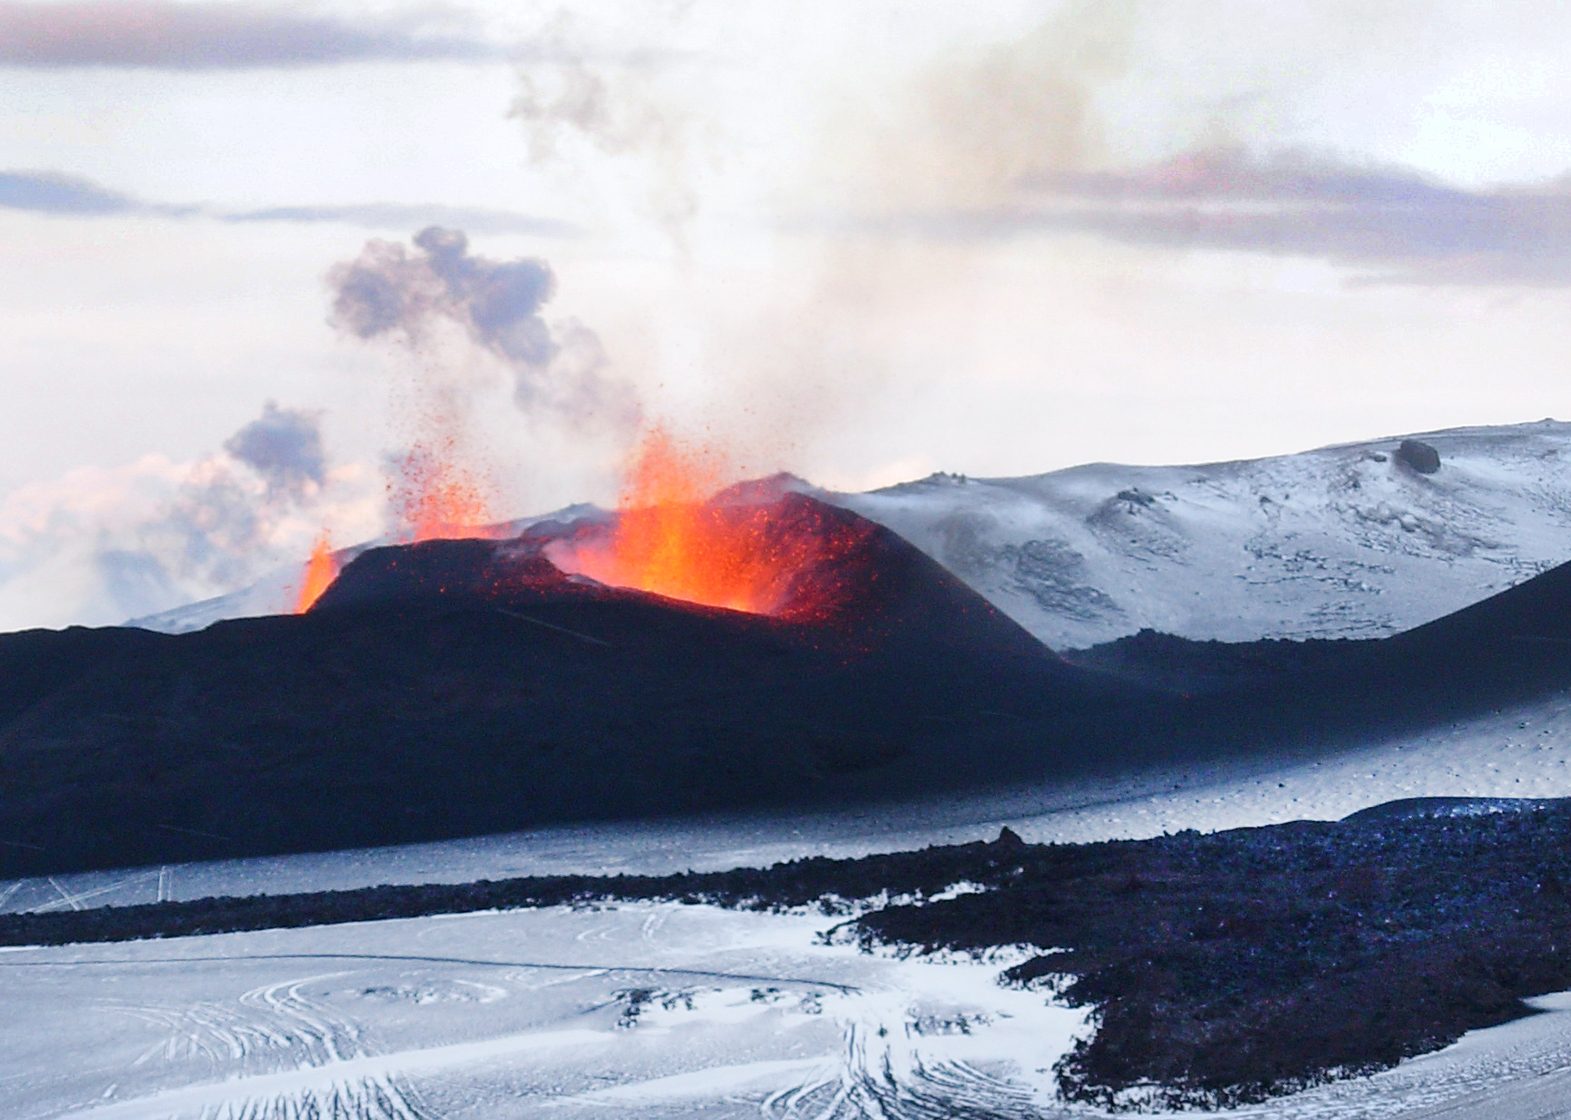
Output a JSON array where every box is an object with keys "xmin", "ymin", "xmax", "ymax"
[{"xmin": 0, "ymin": 495, "xmax": 1154, "ymax": 876}]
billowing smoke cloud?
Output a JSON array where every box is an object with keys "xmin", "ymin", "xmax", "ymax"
[
  {"xmin": 0, "ymin": 403, "xmax": 377, "ymax": 630},
  {"xmin": 128, "ymin": 403, "xmax": 346, "ymax": 595},
  {"xmin": 0, "ymin": 1, "xmax": 498, "ymax": 70},
  {"xmin": 145, "ymin": 458, "xmax": 271, "ymax": 591},
  {"xmin": 222, "ymin": 400, "xmax": 326, "ymax": 500},
  {"xmin": 329, "ymin": 226, "xmax": 635, "ymax": 424}
]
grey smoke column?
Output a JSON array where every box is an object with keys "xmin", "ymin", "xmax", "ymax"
[{"xmin": 328, "ymin": 226, "xmax": 634, "ymax": 425}]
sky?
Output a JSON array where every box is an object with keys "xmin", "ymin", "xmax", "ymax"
[{"xmin": 4, "ymin": 0, "xmax": 1571, "ymax": 629}]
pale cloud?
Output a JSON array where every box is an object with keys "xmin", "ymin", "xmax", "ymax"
[
  {"xmin": 1019, "ymin": 148, "xmax": 1571, "ymax": 286},
  {"xmin": 0, "ymin": 1, "xmax": 500, "ymax": 70},
  {"xmin": 807, "ymin": 147, "xmax": 1571, "ymax": 287},
  {"xmin": 0, "ymin": 169, "xmax": 193, "ymax": 216},
  {"xmin": 0, "ymin": 168, "xmax": 578, "ymax": 235},
  {"xmin": 227, "ymin": 203, "xmax": 579, "ymax": 238}
]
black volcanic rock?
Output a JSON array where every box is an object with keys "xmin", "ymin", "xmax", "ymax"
[
  {"xmin": 0, "ymin": 494, "xmax": 1147, "ymax": 877},
  {"xmin": 10, "ymin": 488, "xmax": 1571, "ymax": 879},
  {"xmin": 311, "ymin": 537, "xmax": 572, "ymax": 612},
  {"xmin": 1397, "ymin": 438, "xmax": 1442, "ymax": 473}
]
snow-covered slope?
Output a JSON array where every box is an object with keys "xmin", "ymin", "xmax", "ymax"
[{"xmin": 833, "ymin": 419, "xmax": 1571, "ymax": 648}]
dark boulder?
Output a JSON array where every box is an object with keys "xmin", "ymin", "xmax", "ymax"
[{"xmin": 1396, "ymin": 439, "xmax": 1441, "ymax": 474}]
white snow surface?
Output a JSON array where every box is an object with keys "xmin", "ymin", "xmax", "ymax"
[
  {"xmin": 0, "ymin": 904, "xmax": 1088, "ymax": 1120},
  {"xmin": 832, "ymin": 419, "xmax": 1571, "ymax": 648}
]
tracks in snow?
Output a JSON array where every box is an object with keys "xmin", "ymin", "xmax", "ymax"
[
  {"xmin": 757, "ymin": 1013, "xmax": 1047, "ymax": 1120},
  {"xmin": 88, "ymin": 969, "xmax": 433, "ymax": 1120}
]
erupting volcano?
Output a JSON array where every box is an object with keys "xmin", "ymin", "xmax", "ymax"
[
  {"xmin": 4, "ymin": 474, "xmax": 1115, "ymax": 877},
  {"xmin": 547, "ymin": 426, "xmax": 872, "ymax": 620}
]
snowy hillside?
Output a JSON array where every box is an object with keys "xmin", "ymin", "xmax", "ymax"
[{"xmin": 833, "ymin": 419, "xmax": 1571, "ymax": 649}]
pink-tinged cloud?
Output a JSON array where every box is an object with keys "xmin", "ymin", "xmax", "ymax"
[
  {"xmin": 1027, "ymin": 148, "xmax": 1571, "ymax": 285},
  {"xmin": 0, "ymin": 1, "xmax": 499, "ymax": 69},
  {"xmin": 820, "ymin": 147, "xmax": 1571, "ymax": 287}
]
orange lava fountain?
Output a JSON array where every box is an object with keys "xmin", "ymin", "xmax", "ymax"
[
  {"xmin": 552, "ymin": 425, "xmax": 858, "ymax": 618},
  {"xmin": 294, "ymin": 533, "xmax": 337, "ymax": 613},
  {"xmin": 391, "ymin": 442, "xmax": 496, "ymax": 542}
]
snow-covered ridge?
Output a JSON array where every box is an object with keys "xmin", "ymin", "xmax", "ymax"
[
  {"xmin": 831, "ymin": 419, "xmax": 1571, "ymax": 648},
  {"xmin": 129, "ymin": 420, "xmax": 1571, "ymax": 648}
]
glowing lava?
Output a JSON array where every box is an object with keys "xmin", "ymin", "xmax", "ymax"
[
  {"xmin": 392, "ymin": 442, "xmax": 496, "ymax": 542},
  {"xmin": 294, "ymin": 533, "xmax": 337, "ymax": 613},
  {"xmin": 551, "ymin": 425, "xmax": 867, "ymax": 618}
]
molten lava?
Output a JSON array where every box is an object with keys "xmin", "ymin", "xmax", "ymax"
[
  {"xmin": 294, "ymin": 534, "xmax": 337, "ymax": 613},
  {"xmin": 550, "ymin": 425, "xmax": 869, "ymax": 619},
  {"xmin": 392, "ymin": 442, "xmax": 496, "ymax": 542}
]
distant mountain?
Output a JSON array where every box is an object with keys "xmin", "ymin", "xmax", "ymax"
[{"xmin": 832, "ymin": 419, "xmax": 1571, "ymax": 648}]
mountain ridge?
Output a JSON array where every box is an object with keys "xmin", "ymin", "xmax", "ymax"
[{"xmin": 127, "ymin": 419, "xmax": 1571, "ymax": 649}]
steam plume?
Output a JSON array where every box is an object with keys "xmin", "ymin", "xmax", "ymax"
[{"xmin": 509, "ymin": 14, "xmax": 701, "ymax": 241}]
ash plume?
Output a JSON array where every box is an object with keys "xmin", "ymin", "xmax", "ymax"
[
  {"xmin": 807, "ymin": 2, "xmax": 1571, "ymax": 287},
  {"xmin": 222, "ymin": 400, "xmax": 326, "ymax": 500},
  {"xmin": 0, "ymin": 402, "xmax": 368, "ymax": 629},
  {"xmin": 138, "ymin": 404, "xmax": 341, "ymax": 593},
  {"xmin": 329, "ymin": 226, "xmax": 635, "ymax": 426}
]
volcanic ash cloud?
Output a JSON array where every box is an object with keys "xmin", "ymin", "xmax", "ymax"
[{"xmin": 328, "ymin": 225, "xmax": 637, "ymax": 428}]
